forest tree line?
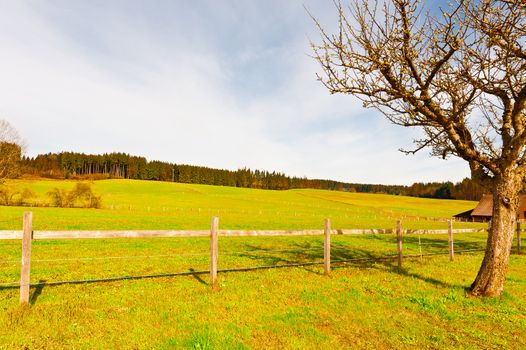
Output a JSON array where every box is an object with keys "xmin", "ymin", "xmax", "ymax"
[{"xmin": 15, "ymin": 152, "xmax": 486, "ymax": 200}]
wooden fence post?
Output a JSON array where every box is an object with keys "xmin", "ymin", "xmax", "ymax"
[
  {"xmin": 210, "ymin": 216, "xmax": 219, "ymax": 287},
  {"xmin": 448, "ymin": 220, "xmax": 454, "ymax": 262},
  {"xmin": 517, "ymin": 221, "xmax": 521, "ymax": 255},
  {"xmin": 20, "ymin": 212, "xmax": 33, "ymax": 305},
  {"xmin": 324, "ymin": 218, "xmax": 331, "ymax": 275},
  {"xmin": 396, "ymin": 220, "xmax": 402, "ymax": 269}
]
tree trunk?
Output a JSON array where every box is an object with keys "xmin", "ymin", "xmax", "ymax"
[{"xmin": 470, "ymin": 174, "xmax": 521, "ymax": 297}]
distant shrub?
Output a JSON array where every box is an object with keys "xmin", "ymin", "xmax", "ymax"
[
  {"xmin": 17, "ymin": 188, "xmax": 36, "ymax": 206},
  {"xmin": 47, "ymin": 188, "xmax": 72, "ymax": 208},
  {"xmin": 0, "ymin": 185, "xmax": 17, "ymax": 205},
  {"xmin": 47, "ymin": 182, "xmax": 102, "ymax": 209},
  {"xmin": 0, "ymin": 185, "xmax": 37, "ymax": 206}
]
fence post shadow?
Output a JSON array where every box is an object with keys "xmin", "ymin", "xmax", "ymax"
[
  {"xmin": 29, "ymin": 280, "xmax": 46, "ymax": 305},
  {"xmin": 188, "ymin": 268, "xmax": 207, "ymax": 286}
]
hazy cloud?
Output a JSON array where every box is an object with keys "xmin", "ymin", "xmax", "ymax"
[{"xmin": 0, "ymin": 0, "xmax": 469, "ymax": 185}]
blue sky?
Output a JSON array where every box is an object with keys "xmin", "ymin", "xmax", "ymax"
[{"xmin": 0, "ymin": 0, "xmax": 468, "ymax": 185}]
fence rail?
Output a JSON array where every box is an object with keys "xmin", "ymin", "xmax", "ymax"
[
  {"xmin": 0, "ymin": 228, "xmax": 491, "ymax": 240},
  {"xmin": 1, "ymin": 212, "xmax": 523, "ymax": 306}
]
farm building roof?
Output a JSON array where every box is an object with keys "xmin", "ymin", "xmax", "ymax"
[
  {"xmin": 460, "ymin": 194, "xmax": 526, "ymax": 219},
  {"xmin": 470, "ymin": 194, "xmax": 493, "ymax": 217},
  {"xmin": 453, "ymin": 209, "xmax": 474, "ymax": 219}
]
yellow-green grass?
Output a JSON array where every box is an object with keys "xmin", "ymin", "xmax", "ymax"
[
  {"xmin": 0, "ymin": 179, "xmax": 483, "ymax": 230},
  {"xmin": 0, "ymin": 233, "xmax": 524, "ymax": 349},
  {"xmin": 0, "ymin": 180, "xmax": 524, "ymax": 348}
]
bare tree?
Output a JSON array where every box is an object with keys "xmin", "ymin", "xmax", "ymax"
[
  {"xmin": 311, "ymin": 0, "xmax": 526, "ymax": 296},
  {"xmin": 0, "ymin": 119, "xmax": 24, "ymax": 183}
]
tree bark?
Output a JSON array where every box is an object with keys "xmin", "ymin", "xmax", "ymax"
[{"xmin": 470, "ymin": 174, "xmax": 521, "ymax": 296}]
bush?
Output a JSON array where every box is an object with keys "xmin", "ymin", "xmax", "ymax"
[
  {"xmin": 47, "ymin": 188, "xmax": 72, "ymax": 208},
  {"xmin": 0, "ymin": 185, "xmax": 37, "ymax": 206},
  {"xmin": 16, "ymin": 188, "xmax": 36, "ymax": 206},
  {"xmin": 47, "ymin": 183, "xmax": 102, "ymax": 209},
  {"xmin": 0, "ymin": 185, "xmax": 17, "ymax": 205}
]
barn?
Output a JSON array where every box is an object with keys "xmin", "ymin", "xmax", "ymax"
[{"xmin": 454, "ymin": 194, "xmax": 526, "ymax": 222}]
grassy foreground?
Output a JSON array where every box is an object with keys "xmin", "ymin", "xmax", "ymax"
[
  {"xmin": 0, "ymin": 179, "xmax": 482, "ymax": 230},
  {"xmin": 0, "ymin": 231, "xmax": 525, "ymax": 349},
  {"xmin": 1, "ymin": 179, "xmax": 523, "ymax": 349},
  {"xmin": 0, "ymin": 250, "xmax": 525, "ymax": 348}
]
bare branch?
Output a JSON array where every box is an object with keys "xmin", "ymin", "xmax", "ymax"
[
  {"xmin": 0, "ymin": 119, "xmax": 24, "ymax": 183},
  {"xmin": 311, "ymin": 0, "xmax": 526, "ymax": 180}
]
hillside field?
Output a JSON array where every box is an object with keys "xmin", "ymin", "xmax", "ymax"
[
  {"xmin": 1, "ymin": 179, "xmax": 524, "ymax": 349},
  {"xmin": 0, "ymin": 179, "xmax": 483, "ymax": 230}
]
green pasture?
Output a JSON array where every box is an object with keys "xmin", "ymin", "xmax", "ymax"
[
  {"xmin": 0, "ymin": 179, "xmax": 482, "ymax": 230},
  {"xmin": 2, "ymin": 179, "xmax": 522, "ymax": 349},
  {"xmin": 0, "ymin": 232, "xmax": 524, "ymax": 349}
]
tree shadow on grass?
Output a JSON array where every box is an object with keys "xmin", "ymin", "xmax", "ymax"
[
  {"xmin": 227, "ymin": 242, "xmax": 325, "ymax": 275},
  {"xmin": 229, "ymin": 235, "xmax": 486, "ymax": 290},
  {"xmin": 0, "ymin": 270, "xmax": 212, "ymax": 292},
  {"xmin": 0, "ymin": 236, "xmax": 485, "ymax": 297}
]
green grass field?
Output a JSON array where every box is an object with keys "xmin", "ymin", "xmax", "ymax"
[
  {"xmin": 0, "ymin": 241, "xmax": 524, "ymax": 349},
  {"xmin": 1, "ymin": 179, "xmax": 524, "ymax": 349},
  {"xmin": 0, "ymin": 179, "xmax": 483, "ymax": 230}
]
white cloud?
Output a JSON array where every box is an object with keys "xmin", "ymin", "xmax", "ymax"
[{"xmin": 0, "ymin": 1, "xmax": 470, "ymax": 185}]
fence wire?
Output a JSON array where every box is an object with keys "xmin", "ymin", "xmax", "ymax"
[
  {"xmin": 222, "ymin": 247, "xmax": 322, "ymax": 255},
  {"xmin": 0, "ymin": 247, "xmax": 493, "ymax": 289},
  {"xmin": 0, "ymin": 217, "xmax": 20, "ymax": 222},
  {"xmin": 0, "ymin": 260, "xmax": 19, "ymax": 264},
  {"xmin": 0, "ymin": 230, "xmax": 509, "ymax": 291},
  {"xmin": 26, "ymin": 252, "xmax": 210, "ymax": 263},
  {"xmin": 0, "ymin": 281, "xmax": 19, "ymax": 287}
]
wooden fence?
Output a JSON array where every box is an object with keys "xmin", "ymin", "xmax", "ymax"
[{"xmin": 1, "ymin": 212, "xmax": 523, "ymax": 305}]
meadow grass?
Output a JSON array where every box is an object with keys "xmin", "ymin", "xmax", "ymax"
[
  {"xmin": 0, "ymin": 179, "xmax": 483, "ymax": 230},
  {"xmin": 1, "ymin": 179, "xmax": 523, "ymax": 349},
  {"xmin": 0, "ymin": 233, "xmax": 524, "ymax": 349}
]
